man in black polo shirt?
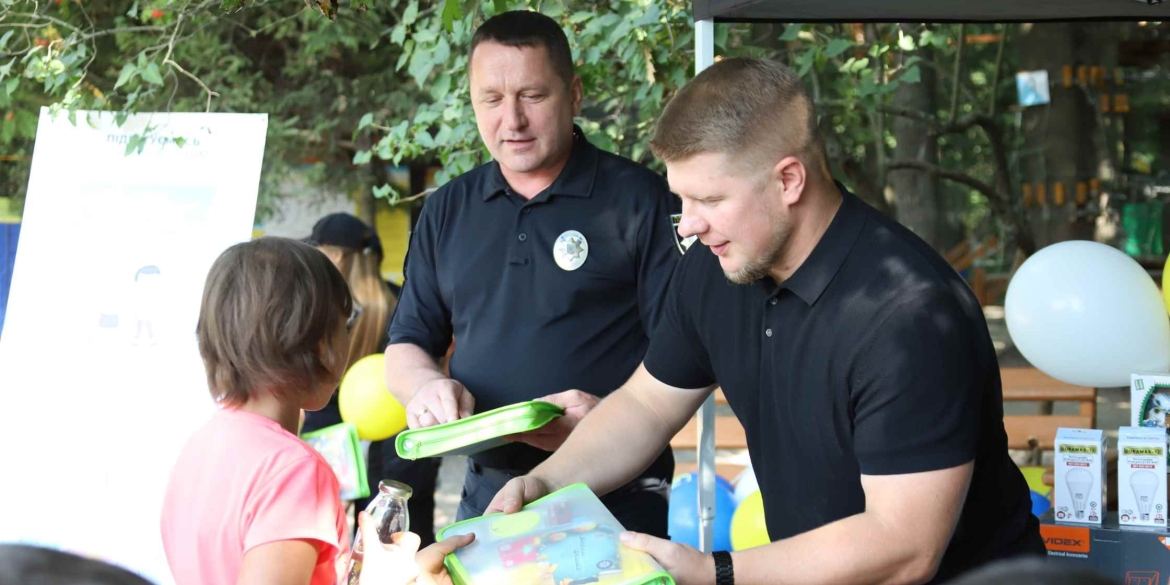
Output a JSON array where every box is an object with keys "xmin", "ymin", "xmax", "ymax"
[
  {"xmin": 487, "ymin": 58, "xmax": 1044, "ymax": 584},
  {"xmin": 384, "ymin": 11, "xmax": 679, "ymax": 534}
]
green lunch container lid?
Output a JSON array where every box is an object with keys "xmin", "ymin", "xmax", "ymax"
[{"xmin": 395, "ymin": 400, "xmax": 565, "ymax": 460}]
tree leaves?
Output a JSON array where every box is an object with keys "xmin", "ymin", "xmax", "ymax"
[
  {"xmin": 141, "ymin": 62, "xmax": 164, "ymax": 86},
  {"xmin": 441, "ymin": 0, "xmax": 463, "ymax": 33},
  {"xmin": 114, "ymin": 64, "xmax": 137, "ymax": 90},
  {"xmin": 900, "ymin": 65, "xmax": 922, "ymax": 84},
  {"xmin": 898, "ymin": 33, "xmax": 917, "ymax": 52},
  {"xmin": 372, "ymin": 183, "xmax": 394, "ymax": 199},
  {"xmin": 795, "ymin": 48, "xmax": 818, "ymax": 77},
  {"xmin": 390, "ymin": 23, "xmax": 407, "ymax": 45},
  {"xmin": 434, "ymin": 37, "xmax": 451, "ymax": 64},
  {"xmin": 825, "ymin": 39, "xmax": 852, "ymax": 58},
  {"xmin": 124, "ymin": 134, "xmax": 145, "ymax": 156},
  {"xmin": 403, "ymin": 1, "xmax": 419, "ymax": 25},
  {"xmin": 357, "ymin": 113, "xmax": 373, "ymax": 133},
  {"xmin": 840, "ymin": 57, "xmax": 869, "ymax": 74}
]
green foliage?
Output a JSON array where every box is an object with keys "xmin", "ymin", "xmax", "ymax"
[
  {"xmin": 355, "ymin": 0, "xmax": 694, "ymax": 197},
  {"xmin": 711, "ymin": 22, "xmax": 1020, "ymax": 240},
  {"xmin": 0, "ymin": 0, "xmax": 431, "ymax": 218},
  {"xmin": 0, "ymin": 0, "xmax": 1037, "ymax": 245}
]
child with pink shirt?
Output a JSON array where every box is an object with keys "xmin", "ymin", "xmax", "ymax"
[{"xmin": 160, "ymin": 237, "xmax": 471, "ymax": 585}]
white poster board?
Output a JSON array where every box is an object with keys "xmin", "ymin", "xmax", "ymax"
[{"xmin": 0, "ymin": 109, "xmax": 267, "ymax": 584}]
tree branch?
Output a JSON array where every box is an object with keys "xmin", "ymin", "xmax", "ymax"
[
  {"xmin": 944, "ymin": 113, "xmax": 992, "ymax": 135},
  {"xmin": 165, "ymin": 58, "xmax": 219, "ymax": 112},
  {"xmin": 75, "ymin": 0, "xmax": 95, "ymax": 30},
  {"xmin": 988, "ymin": 25, "xmax": 1007, "ymax": 117},
  {"xmin": 158, "ymin": 14, "xmax": 218, "ymax": 112},
  {"xmin": 879, "ymin": 104, "xmax": 937, "ymax": 129},
  {"xmin": 78, "ymin": 25, "xmax": 167, "ymax": 41},
  {"xmin": 166, "ymin": 68, "xmax": 180, "ymax": 112},
  {"xmin": 5, "ymin": 12, "xmax": 80, "ymax": 34},
  {"xmin": 866, "ymin": 23, "xmax": 887, "ymax": 191},
  {"xmin": 887, "ymin": 159, "xmax": 1001, "ymax": 201},
  {"xmin": 949, "ymin": 23, "xmax": 965, "ymax": 125},
  {"xmin": 819, "ymin": 100, "xmax": 939, "ymax": 131}
]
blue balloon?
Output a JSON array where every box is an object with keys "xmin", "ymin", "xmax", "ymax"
[
  {"xmin": 1030, "ymin": 490, "xmax": 1052, "ymax": 517},
  {"xmin": 668, "ymin": 472, "xmax": 737, "ymax": 552},
  {"xmin": 673, "ymin": 472, "xmax": 734, "ymax": 493}
]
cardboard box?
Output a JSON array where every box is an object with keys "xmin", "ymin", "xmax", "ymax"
[
  {"xmin": 1119, "ymin": 426, "xmax": 1168, "ymax": 528},
  {"xmin": 1042, "ymin": 511, "xmax": 1170, "ymax": 584},
  {"xmin": 1055, "ymin": 428, "xmax": 1107, "ymax": 525},
  {"xmin": 1131, "ymin": 373, "xmax": 1170, "ymax": 465}
]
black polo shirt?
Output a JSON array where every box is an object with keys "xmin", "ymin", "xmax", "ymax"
[
  {"xmin": 389, "ymin": 128, "xmax": 680, "ymax": 475},
  {"xmin": 644, "ymin": 186, "xmax": 1042, "ymax": 582}
]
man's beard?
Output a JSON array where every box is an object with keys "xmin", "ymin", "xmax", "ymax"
[{"xmin": 725, "ymin": 215, "xmax": 791, "ymax": 285}]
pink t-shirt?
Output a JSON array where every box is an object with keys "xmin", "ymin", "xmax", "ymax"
[{"xmin": 161, "ymin": 408, "xmax": 350, "ymax": 585}]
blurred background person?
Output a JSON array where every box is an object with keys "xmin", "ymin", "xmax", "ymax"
[{"xmin": 303, "ymin": 212, "xmax": 442, "ymax": 545}]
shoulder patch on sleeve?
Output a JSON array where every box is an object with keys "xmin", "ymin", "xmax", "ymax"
[{"xmin": 670, "ymin": 213, "xmax": 696, "ymax": 256}]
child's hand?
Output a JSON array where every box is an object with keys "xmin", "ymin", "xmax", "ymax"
[
  {"xmin": 357, "ymin": 511, "xmax": 420, "ymax": 585},
  {"xmin": 357, "ymin": 512, "xmax": 475, "ymax": 585}
]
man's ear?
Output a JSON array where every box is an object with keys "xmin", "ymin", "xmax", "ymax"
[
  {"xmin": 772, "ymin": 156, "xmax": 807, "ymax": 207},
  {"xmin": 570, "ymin": 76, "xmax": 583, "ymax": 116}
]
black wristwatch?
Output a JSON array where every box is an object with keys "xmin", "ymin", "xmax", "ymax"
[{"xmin": 713, "ymin": 550, "xmax": 735, "ymax": 585}]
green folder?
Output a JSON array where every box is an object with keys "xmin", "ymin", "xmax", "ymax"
[
  {"xmin": 395, "ymin": 400, "xmax": 565, "ymax": 460},
  {"xmin": 301, "ymin": 422, "xmax": 369, "ymax": 501},
  {"xmin": 436, "ymin": 483, "xmax": 674, "ymax": 585}
]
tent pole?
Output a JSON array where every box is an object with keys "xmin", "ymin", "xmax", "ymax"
[{"xmin": 694, "ymin": 17, "xmax": 716, "ymax": 555}]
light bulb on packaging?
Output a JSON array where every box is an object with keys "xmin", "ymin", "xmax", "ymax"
[
  {"xmin": 1131, "ymin": 470, "xmax": 1159, "ymax": 521},
  {"xmin": 1066, "ymin": 468, "xmax": 1095, "ymax": 519}
]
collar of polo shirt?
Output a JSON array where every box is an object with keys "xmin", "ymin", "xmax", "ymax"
[
  {"xmin": 481, "ymin": 124, "xmax": 599, "ymax": 202},
  {"xmin": 770, "ymin": 182, "xmax": 868, "ymax": 307}
]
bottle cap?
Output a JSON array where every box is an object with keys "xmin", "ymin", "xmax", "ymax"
[{"xmin": 378, "ymin": 480, "xmax": 413, "ymax": 499}]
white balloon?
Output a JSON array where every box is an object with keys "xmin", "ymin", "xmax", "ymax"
[
  {"xmin": 1005, "ymin": 241, "xmax": 1170, "ymax": 388},
  {"xmin": 733, "ymin": 465, "xmax": 758, "ymax": 504}
]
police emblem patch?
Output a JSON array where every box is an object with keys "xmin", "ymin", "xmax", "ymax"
[
  {"xmin": 670, "ymin": 213, "xmax": 697, "ymax": 255},
  {"xmin": 554, "ymin": 230, "xmax": 589, "ymax": 271}
]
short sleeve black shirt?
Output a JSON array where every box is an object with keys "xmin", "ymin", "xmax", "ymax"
[
  {"xmin": 644, "ymin": 186, "xmax": 1041, "ymax": 581},
  {"xmin": 389, "ymin": 128, "xmax": 681, "ymax": 474}
]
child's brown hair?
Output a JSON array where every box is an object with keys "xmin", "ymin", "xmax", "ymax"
[{"xmin": 197, "ymin": 237, "xmax": 353, "ymax": 407}]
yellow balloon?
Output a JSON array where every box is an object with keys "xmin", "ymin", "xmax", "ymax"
[
  {"xmin": 1019, "ymin": 466, "xmax": 1051, "ymax": 497},
  {"xmin": 730, "ymin": 490, "xmax": 770, "ymax": 551},
  {"xmin": 339, "ymin": 354, "xmax": 407, "ymax": 441},
  {"xmin": 1162, "ymin": 253, "xmax": 1170, "ymax": 315}
]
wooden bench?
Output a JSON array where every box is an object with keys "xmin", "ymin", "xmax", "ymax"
[
  {"xmin": 944, "ymin": 235, "xmax": 1012, "ymax": 306},
  {"xmin": 669, "ymin": 414, "xmax": 748, "ymax": 450},
  {"xmin": 670, "ymin": 368, "xmax": 1096, "ymax": 470},
  {"xmin": 673, "ymin": 462, "xmax": 748, "ymax": 480},
  {"xmin": 669, "ymin": 389, "xmax": 746, "ymax": 482},
  {"xmin": 1000, "ymin": 367, "xmax": 1096, "ymax": 460}
]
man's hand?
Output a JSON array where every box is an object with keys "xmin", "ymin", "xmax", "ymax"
[
  {"xmin": 405, "ymin": 378, "xmax": 474, "ymax": 429},
  {"xmin": 484, "ymin": 475, "xmax": 555, "ymax": 515},
  {"xmin": 619, "ymin": 531, "xmax": 714, "ymax": 585},
  {"xmin": 507, "ymin": 389, "xmax": 600, "ymax": 451},
  {"xmin": 356, "ymin": 512, "xmax": 475, "ymax": 585}
]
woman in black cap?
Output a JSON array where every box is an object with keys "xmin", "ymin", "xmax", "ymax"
[{"xmin": 303, "ymin": 212, "xmax": 442, "ymax": 546}]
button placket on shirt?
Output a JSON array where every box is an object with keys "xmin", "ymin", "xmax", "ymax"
[
  {"xmin": 764, "ymin": 294, "xmax": 778, "ymax": 338},
  {"xmin": 517, "ymin": 202, "xmax": 532, "ymax": 243},
  {"xmin": 507, "ymin": 194, "xmax": 534, "ymax": 266}
]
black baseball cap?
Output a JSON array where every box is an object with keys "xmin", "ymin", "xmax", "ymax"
[{"xmin": 304, "ymin": 213, "xmax": 383, "ymax": 257}]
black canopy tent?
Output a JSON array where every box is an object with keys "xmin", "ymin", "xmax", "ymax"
[
  {"xmin": 685, "ymin": 0, "xmax": 1169, "ymax": 555},
  {"xmin": 694, "ymin": 0, "xmax": 1168, "ymax": 23}
]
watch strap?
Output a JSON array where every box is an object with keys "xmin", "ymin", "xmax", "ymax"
[{"xmin": 713, "ymin": 550, "xmax": 734, "ymax": 585}]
